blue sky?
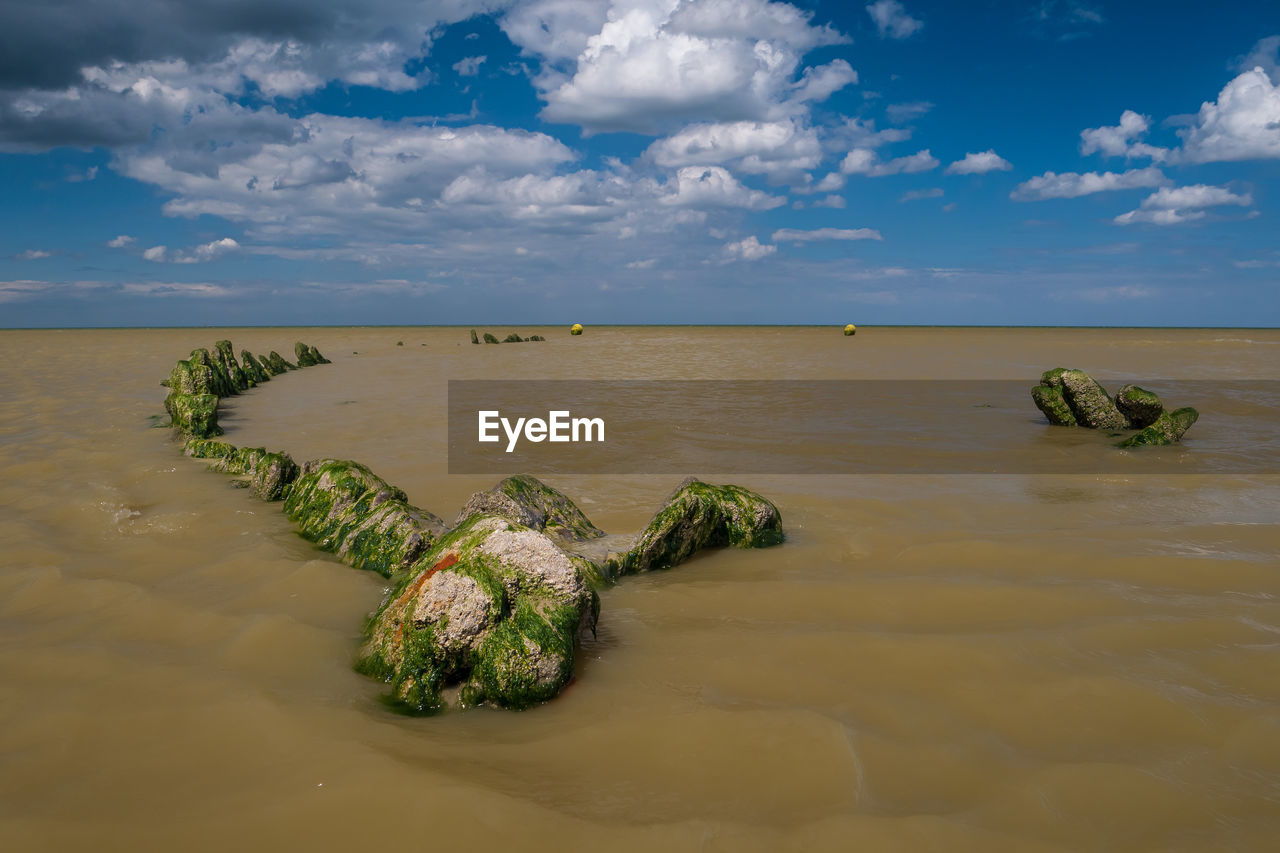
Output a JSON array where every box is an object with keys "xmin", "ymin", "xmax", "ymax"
[{"xmin": 2, "ymin": 0, "xmax": 1278, "ymax": 327}]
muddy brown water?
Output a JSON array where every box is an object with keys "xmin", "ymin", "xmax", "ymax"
[{"xmin": 1, "ymin": 326, "xmax": 1279, "ymax": 852}]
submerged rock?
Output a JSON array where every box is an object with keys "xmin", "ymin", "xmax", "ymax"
[
  {"xmin": 1115, "ymin": 384, "xmax": 1164, "ymax": 429},
  {"xmin": 610, "ymin": 478, "xmax": 784, "ymax": 576},
  {"xmin": 528, "ymin": 335, "xmax": 546, "ymax": 341},
  {"xmin": 359, "ymin": 473, "xmax": 783, "ymax": 712},
  {"xmin": 265, "ymin": 351, "xmax": 295, "ymax": 373},
  {"xmin": 1031, "ymin": 384, "xmax": 1077, "ymax": 426},
  {"xmin": 1033, "ymin": 367, "xmax": 1196, "ymax": 445},
  {"xmin": 293, "ymin": 341, "xmax": 329, "ymax": 367},
  {"xmin": 503, "ymin": 333, "xmax": 524, "ymax": 343},
  {"xmin": 1058, "ymin": 369, "xmax": 1127, "ymax": 429},
  {"xmin": 283, "ymin": 459, "xmax": 445, "ymax": 577},
  {"xmin": 1116, "ymin": 407, "xmax": 1199, "ymax": 448},
  {"xmin": 356, "ymin": 513, "xmax": 598, "ymax": 712},
  {"xmin": 483, "ymin": 333, "xmax": 500, "ymax": 344},
  {"xmin": 165, "ymin": 392, "xmax": 221, "ymax": 438},
  {"xmin": 215, "ymin": 340, "xmax": 252, "ymax": 390},
  {"xmin": 240, "ymin": 350, "xmax": 272, "ymax": 384},
  {"xmin": 184, "ymin": 439, "xmax": 299, "ymax": 500},
  {"xmin": 455, "ymin": 474, "xmax": 606, "ymax": 546}
]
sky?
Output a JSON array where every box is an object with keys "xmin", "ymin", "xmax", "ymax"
[{"xmin": 1, "ymin": 0, "xmax": 1278, "ymax": 327}]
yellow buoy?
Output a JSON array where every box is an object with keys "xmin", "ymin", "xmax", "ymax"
[
  {"xmin": 570, "ymin": 323, "xmax": 584, "ymax": 336},
  {"xmin": 843, "ymin": 324, "xmax": 856, "ymax": 336}
]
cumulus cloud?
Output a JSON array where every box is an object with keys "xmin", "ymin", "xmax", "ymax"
[
  {"xmin": 867, "ymin": 1, "xmax": 923, "ymax": 39},
  {"xmin": 1178, "ymin": 67, "xmax": 1280, "ymax": 163},
  {"xmin": 771, "ymin": 227, "xmax": 882, "ymax": 242},
  {"xmin": 723, "ymin": 235, "xmax": 775, "ymax": 261},
  {"xmin": 645, "ymin": 119, "xmax": 822, "ymax": 178},
  {"xmin": 812, "ymin": 194, "xmax": 845, "ymax": 208},
  {"xmin": 841, "ymin": 148, "xmax": 938, "ymax": 177},
  {"xmin": 142, "ymin": 238, "xmax": 241, "ymax": 263},
  {"xmin": 945, "ymin": 150, "xmax": 1012, "ymax": 175},
  {"xmin": 529, "ymin": 0, "xmax": 851, "ymax": 132},
  {"xmin": 1011, "ymin": 166, "xmax": 1168, "ymax": 200},
  {"xmin": 661, "ymin": 166, "xmax": 786, "ymax": 209},
  {"xmin": 1235, "ymin": 35, "xmax": 1280, "ymax": 82},
  {"xmin": 885, "ymin": 101, "xmax": 933, "ymax": 124},
  {"xmin": 14, "ymin": 249, "xmax": 52, "ymax": 260},
  {"xmin": 1078, "ymin": 110, "xmax": 1170, "ymax": 161},
  {"xmin": 1114, "ymin": 184, "xmax": 1253, "ymax": 225},
  {"xmin": 106, "ymin": 235, "xmax": 135, "ymax": 248}
]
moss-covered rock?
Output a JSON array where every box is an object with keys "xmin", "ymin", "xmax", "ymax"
[
  {"xmin": 294, "ymin": 341, "xmax": 317, "ymax": 367},
  {"xmin": 455, "ymin": 474, "xmax": 606, "ymax": 545},
  {"xmin": 528, "ymin": 335, "xmax": 545, "ymax": 341},
  {"xmin": 191, "ymin": 347, "xmax": 237, "ymax": 397},
  {"xmin": 283, "ymin": 459, "xmax": 445, "ymax": 576},
  {"xmin": 1115, "ymin": 384, "xmax": 1164, "ymax": 429},
  {"xmin": 483, "ymin": 333, "xmax": 500, "ymax": 344},
  {"xmin": 470, "ymin": 329, "xmax": 480, "ymax": 345},
  {"xmin": 1040, "ymin": 367, "xmax": 1070, "ymax": 388},
  {"xmin": 1031, "ymin": 383, "xmax": 1077, "ymax": 426},
  {"xmin": 503, "ymin": 333, "xmax": 524, "ymax": 343},
  {"xmin": 357, "ymin": 513, "xmax": 598, "ymax": 712},
  {"xmin": 1116, "ymin": 407, "xmax": 1199, "ymax": 448},
  {"xmin": 1059, "ymin": 369, "xmax": 1127, "ymax": 429},
  {"xmin": 611, "ymin": 478, "xmax": 784, "ymax": 576},
  {"xmin": 215, "ymin": 340, "xmax": 252, "ymax": 390},
  {"xmin": 240, "ymin": 350, "xmax": 272, "ymax": 384},
  {"xmin": 307, "ymin": 344, "xmax": 330, "ymax": 365},
  {"xmin": 165, "ymin": 392, "xmax": 221, "ymax": 438},
  {"xmin": 265, "ymin": 351, "xmax": 295, "ymax": 373},
  {"xmin": 184, "ymin": 439, "xmax": 299, "ymax": 500}
]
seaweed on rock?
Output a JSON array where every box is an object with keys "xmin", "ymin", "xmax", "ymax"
[{"xmin": 1032, "ymin": 367, "xmax": 1197, "ymax": 446}]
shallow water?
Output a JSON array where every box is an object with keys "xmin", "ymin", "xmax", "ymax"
[{"xmin": 1, "ymin": 326, "xmax": 1279, "ymax": 852}]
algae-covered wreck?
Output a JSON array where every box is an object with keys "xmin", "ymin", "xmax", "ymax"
[
  {"xmin": 159, "ymin": 340, "xmax": 785, "ymax": 712},
  {"xmin": 1031, "ymin": 367, "xmax": 1199, "ymax": 447}
]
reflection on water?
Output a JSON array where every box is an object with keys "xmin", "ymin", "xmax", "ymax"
[{"xmin": 1, "ymin": 326, "xmax": 1279, "ymax": 852}]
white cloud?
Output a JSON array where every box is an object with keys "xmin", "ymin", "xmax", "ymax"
[
  {"xmin": 142, "ymin": 238, "xmax": 241, "ymax": 263},
  {"xmin": 529, "ymin": 0, "xmax": 851, "ymax": 132},
  {"xmin": 900, "ymin": 187, "xmax": 943, "ymax": 202},
  {"xmin": 867, "ymin": 1, "xmax": 923, "ymax": 39},
  {"xmin": 813, "ymin": 194, "xmax": 846, "ymax": 208},
  {"xmin": 945, "ymin": 150, "xmax": 1012, "ymax": 175},
  {"xmin": 453, "ymin": 55, "xmax": 487, "ymax": 76},
  {"xmin": 14, "ymin": 249, "xmax": 52, "ymax": 260},
  {"xmin": 885, "ymin": 101, "xmax": 933, "ymax": 124},
  {"xmin": 1011, "ymin": 166, "xmax": 1168, "ymax": 200},
  {"xmin": 1114, "ymin": 184, "xmax": 1253, "ymax": 225},
  {"xmin": 1079, "ymin": 110, "xmax": 1169, "ymax": 161},
  {"xmin": 771, "ymin": 227, "xmax": 882, "ymax": 242},
  {"xmin": 724, "ymin": 235, "xmax": 775, "ymax": 261},
  {"xmin": 1236, "ymin": 35, "xmax": 1279, "ymax": 83},
  {"xmin": 1178, "ymin": 67, "xmax": 1280, "ymax": 163},
  {"xmin": 841, "ymin": 147, "xmax": 938, "ymax": 177},
  {"xmin": 106, "ymin": 234, "xmax": 135, "ymax": 248},
  {"xmin": 645, "ymin": 119, "xmax": 822, "ymax": 177},
  {"xmin": 661, "ymin": 166, "xmax": 785, "ymax": 210}
]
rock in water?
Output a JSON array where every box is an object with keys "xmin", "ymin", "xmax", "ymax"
[
  {"xmin": 356, "ymin": 513, "xmax": 599, "ymax": 712},
  {"xmin": 266, "ymin": 351, "xmax": 296, "ymax": 372},
  {"xmin": 307, "ymin": 344, "xmax": 330, "ymax": 364},
  {"xmin": 610, "ymin": 478, "xmax": 784, "ymax": 576},
  {"xmin": 283, "ymin": 459, "xmax": 445, "ymax": 577},
  {"xmin": 185, "ymin": 439, "xmax": 299, "ymax": 500},
  {"xmin": 294, "ymin": 341, "xmax": 317, "ymax": 367},
  {"xmin": 1115, "ymin": 384, "xmax": 1164, "ymax": 429},
  {"xmin": 470, "ymin": 329, "xmax": 480, "ymax": 345},
  {"xmin": 1058, "ymin": 369, "xmax": 1128, "ymax": 429},
  {"xmin": 166, "ymin": 393, "xmax": 221, "ymax": 437},
  {"xmin": 503, "ymin": 333, "xmax": 524, "ymax": 343},
  {"xmin": 1116, "ymin": 407, "xmax": 1199, "ymax": 448},
  {"xmin": 455, "ymin": 474, "xmax": 607, "ymax": 545},
  {"xmin": 1031, "ymin": 384, "xmax": 1077, "ymax": 426},
  {"xmin": 483, "ymin": 333, "xmax": 500, "ymax": 344},
  {"xmin": 191, "ymin": 347, "xmax": 237, "ymax": 397},
  {"xmin": 240, "ymin": 350, "xmax": 272, "ymax": 384},
  {"xmin": 215, "ymin": 340, "xmax": 252, "ymax": 390}
]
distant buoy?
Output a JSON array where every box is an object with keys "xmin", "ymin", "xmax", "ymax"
[
  {"xmin": 843, "ymin": 324, "xmax": 857, "ymax": 336},
  {"xmin": 570, "ymin": 323, "xmax": 584, "ymax": 336}
]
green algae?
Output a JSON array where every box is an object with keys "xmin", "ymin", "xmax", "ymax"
[
  {"xmin": 1031, "ymin": 384, "xmax": 1077, "ymax": 426},
  {"xmin": 1116, "ymin": 407, "xmax": 1200, "ymax": 448}
]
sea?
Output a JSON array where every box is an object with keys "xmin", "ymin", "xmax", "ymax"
[{"xmin": 1, "ymin": 326, "xmax": 1278, "ymax": 851}]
